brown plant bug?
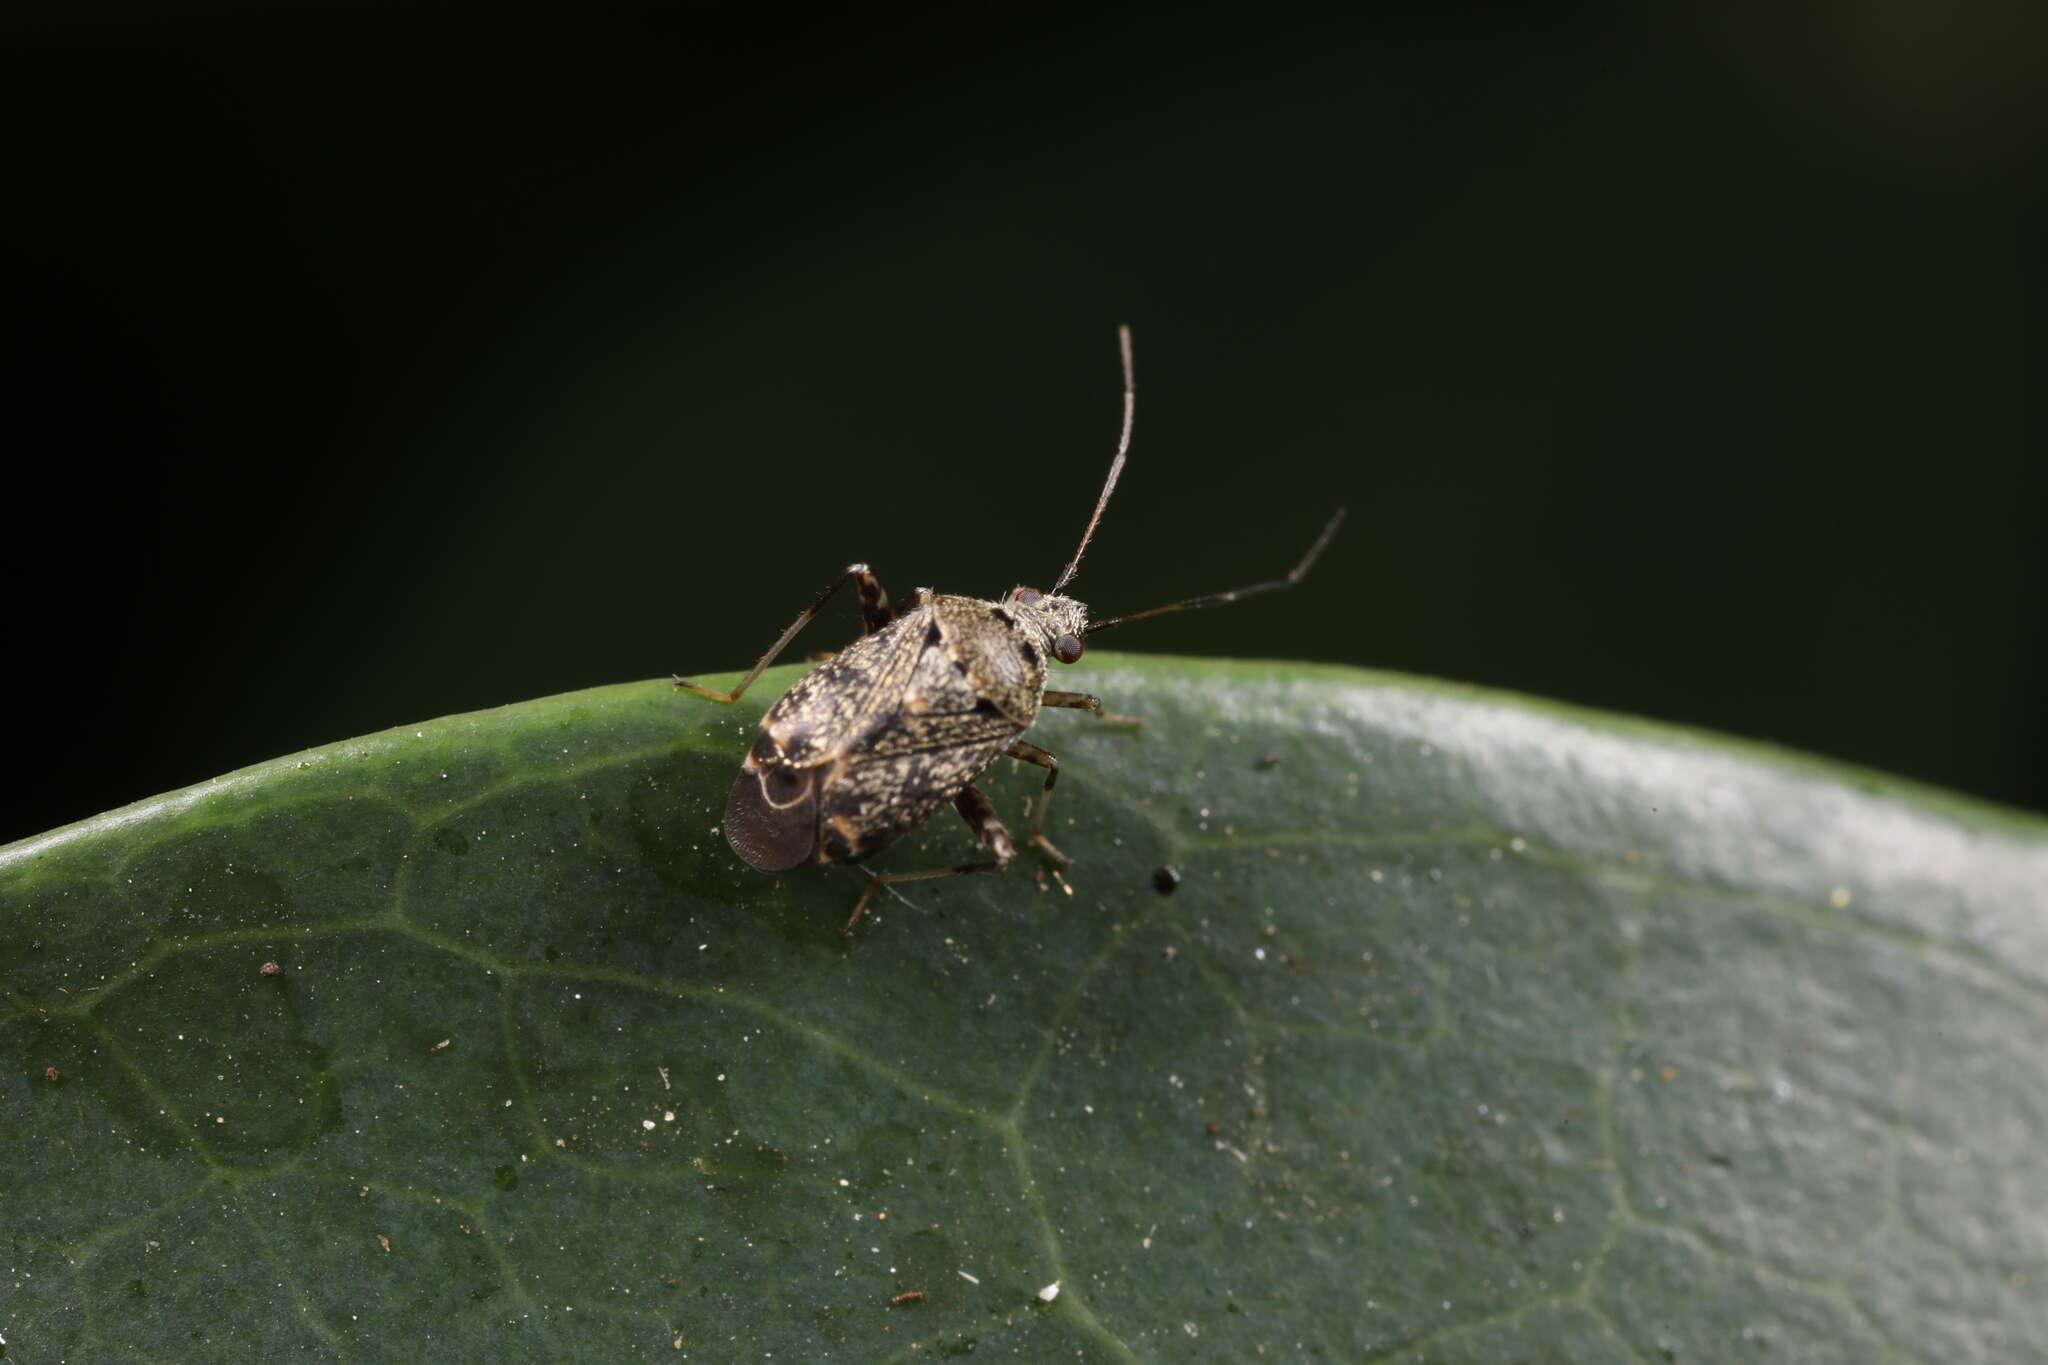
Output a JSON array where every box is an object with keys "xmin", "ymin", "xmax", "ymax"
[{"xmin": 674, "ymin": 327, "xmax": 1344, "ymax": 932}]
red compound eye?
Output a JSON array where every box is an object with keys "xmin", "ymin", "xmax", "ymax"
[
  {"xmin": 1013, "ymin": 587, "xmax": 1043, "ymax": 606},
  {"xmin": 1053, "ymin": 633, "xmax": 1084, "ymax": 664}
]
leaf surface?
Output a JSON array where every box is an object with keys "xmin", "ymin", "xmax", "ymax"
[{"xmin": 4, "ymin": 656, "xmax": 2045, "ymax": 1362}]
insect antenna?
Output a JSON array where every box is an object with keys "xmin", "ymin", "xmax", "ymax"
[
  {"xmin": 1051, "ymin": 324, "xmax": 1136, "ymax": 595},
  {"xmin": 1084, "ymin": 507, "xmax": 1348, "ymax": 636}
]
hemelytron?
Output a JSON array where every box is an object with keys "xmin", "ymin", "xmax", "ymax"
[{"xmin": 675, "ymin": 327, "xmax": 1344, "ymax": 932}]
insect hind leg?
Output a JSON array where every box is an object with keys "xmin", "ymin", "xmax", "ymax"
[
  {"xmin": 674, "ymin": 563, "xmax": 894, "ymax": 705},
  {"xmin": 842, "ymin": 787, "xmax": 1015, "ymax": 934}
]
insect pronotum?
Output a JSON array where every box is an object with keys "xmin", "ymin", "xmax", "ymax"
[{"xmin": 674, "ymin": 328, "xmax": 1344, "ymax": 932}]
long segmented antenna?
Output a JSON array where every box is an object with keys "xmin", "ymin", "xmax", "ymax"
[
  {"xmin": 1051, "ymin": 324, "xmax": 1135, "ymax": 594},
  {"xmin": 1084, "ymin": 506, "xmax": 1348, "ymax": 636}
]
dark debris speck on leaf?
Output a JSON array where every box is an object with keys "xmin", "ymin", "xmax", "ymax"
[{"xmin": 1152, "ymin": 866, "xmax": 1181, "ymax": 895}]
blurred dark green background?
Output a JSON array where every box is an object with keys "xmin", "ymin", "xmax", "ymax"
[{"xmin": 5, "ymin": 2, "xmax": 2042, "ymax": 841}]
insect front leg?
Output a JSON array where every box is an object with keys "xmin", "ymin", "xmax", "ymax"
[
  {"xmin": 842, "ymin": 787, "xmax": 1015, "ymax": 934},
  {"xmin": 673, "ymin": 563, "xmax": 895, "ymax": 704},
  {"xmin": 1042, "ymin": 690, "xmax": 1144, "ymax": 728},
  {"xmin": 1003, "ymin": 740, "xmax": 1073, "ymax": 866}
]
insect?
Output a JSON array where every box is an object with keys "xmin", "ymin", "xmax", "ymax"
[{"xmin": 674, "ymin": 327, "xmax": 1343, "ymax": 932}]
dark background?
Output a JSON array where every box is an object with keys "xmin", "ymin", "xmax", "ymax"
[{"xmin": 5, "ymin": 2, "xmax": 2043, "ymax": 844}]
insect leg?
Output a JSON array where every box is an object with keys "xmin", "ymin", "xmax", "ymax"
[
  {"xmin": 1004, "ymin": 740, "xmax": 1071, "ymax": 866},
  {"xmin": 1042, "ymin": 690, "xmax": 1144, "ymax": 728},
  {"xmin": 842, "ymin": 788, "xmax": 1015, "ymax": 934},
  {"xmin": 673, "ymin": 563, "xmax": 894, "ymax": 704},
  {"xmin": 853, "ymin": 572, "xmax": 895, "ymax": 634},
  {"xmin": 952, "ymin": 785, "xmax": 1020, "ymax": 863}
]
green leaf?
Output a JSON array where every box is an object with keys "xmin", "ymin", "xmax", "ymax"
[{"xmin": 4, "ymin": 655, "xmax": 2044, "ymax": 1361}]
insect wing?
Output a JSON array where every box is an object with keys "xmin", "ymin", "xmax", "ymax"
[
  {"xmin": 814, "ymin": 603, "xmax": 1027, "ymax": 864},
  {"xmin": 724, "ymin": 759, "xmax": 819, "ymax": 871},
  {"xmin": 722, "ymin": 615, "xmax": 926, "ymax": 870},
  {"xmin": 768, "ymin": 624, "xmax": 925, "ymax": 767},
  {"xmin": 818, "ymin": 723, "xmax": 1015, "ymax": 863}
]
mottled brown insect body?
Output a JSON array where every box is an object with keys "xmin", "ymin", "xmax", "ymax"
[
  {"xmin": 676, "ymin": 328, "xmax": 1342, "ymax": 931},
  {"xmin": 727, "ymin": 590, "xmax": 1083, "ymax": 873}
]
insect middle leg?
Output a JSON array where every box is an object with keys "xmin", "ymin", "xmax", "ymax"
[
  {"xmin": 1003, "ymin": 740, "xmax": 1076, "ymax": 866},
  {"xmin": 843, "ymin": 787, "xmax": 1016, "ymax": 934},
  {"xmin": 673, "ymin": 563, "xmax": 894, "ymax": 704},
  {"xmin": 1012, "ymin": 697, "xmax": 1138, "ymax": 862}
]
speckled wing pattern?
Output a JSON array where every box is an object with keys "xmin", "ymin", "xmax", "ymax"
[{"xmin": 726, "ymin": 595, "xmax": 1050, "ymax": 870}]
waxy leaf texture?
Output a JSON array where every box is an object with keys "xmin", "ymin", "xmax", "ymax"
[{"xmin": 4, "ymin": 656, "xmax": 2044, "ymax": 1361}]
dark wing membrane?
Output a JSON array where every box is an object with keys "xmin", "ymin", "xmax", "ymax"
[
  {"xmin": 724, "ymin": 758, "xmax": 821, "ymax": 871},
  {"xmin": 818, "ymin": 722, "xmax": 1018, "ymax": 864}
]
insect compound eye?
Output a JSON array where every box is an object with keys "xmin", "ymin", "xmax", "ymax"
[
  {"xmin": 1013, "ymin": 587, "xmax": 1043, "ymax": 607},
  {"xmin": 1053, "ymin": 633, "xmax": 1085, "ymax": 664}
]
